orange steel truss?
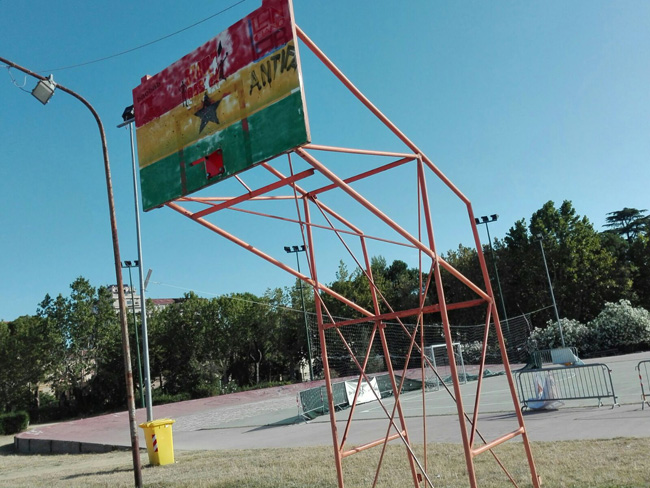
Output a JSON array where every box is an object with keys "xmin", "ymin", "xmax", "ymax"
[{"xmin": 161, "ymin": 25, "xmax": 541, "ymax": 488}]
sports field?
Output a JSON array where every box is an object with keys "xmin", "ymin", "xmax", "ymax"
[{"xmin": 5, "ymin": 351, "xmax": 650, "ymax": 486}]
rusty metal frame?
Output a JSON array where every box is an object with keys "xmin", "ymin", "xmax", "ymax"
[{"xmin": 159, "ymin": 22, "xmax": 541, "ymax": 488}]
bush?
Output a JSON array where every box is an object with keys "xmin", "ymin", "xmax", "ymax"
[
  {"xmin": 27, "ymin": 392, "xmax": 70, "ymax": 424},
  {"xmin": 527, "ymin": 318, "xmax": 588, "ymax": 352},
  {"xmin": 151, "ymin": 391, "xmax": 191, "ymax": 406},
  {"xmin": 462, "ymin": 341, "xmax": 502, "ymax": 365},
  {"xmin": 526, "ymin": 301, "xmax": 650, "ymax": 356},
  {"xmin": 587, "ymin": 300, "xmax": 650, "ymax": 353},
  {"xmin": 0, "ymin": 411, "xmax": 29, "ymax": 435}
]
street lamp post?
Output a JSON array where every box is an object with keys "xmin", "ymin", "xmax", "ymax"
[
  {"xmin": 284, "ymin": 245, "xmax": 314, "ymax": 382},
  {"xmin": 119, "ymin": 106, "xmax": 154, "ymax": 422},
  {"xmin": 536, "ymin": 235, "xmax": 565, "ymax": 348},
  {"xmin": 122, "ymin": 261, "xmax": 144, "ymax": 409},
  {"xmin": 474, "ymin": 215, "xmax": 510, "ymax": 335},
  {"xmin": 0, "ymin": 56, "xmax": 143, "ymax": 487}
]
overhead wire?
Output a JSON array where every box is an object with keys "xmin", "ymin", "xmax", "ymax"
[
  {"xmin": 149, "ymin": 280, "xmax": 307, "ymax": 314},
  {"xmin": 37, "ymin": 0, "xmax": 248, "ymax": 73}
]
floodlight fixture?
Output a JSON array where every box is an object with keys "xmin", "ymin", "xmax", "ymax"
[
  {"xmin": 31, "ymin": 75, "xmax": 56, "ymax": 105},
  {"xmin": 292, "ymin": 245, "xmax": 299, "ymax": 252},
  {"xmin": 284, "ymin": 246, "xmax": 291, "ymax": 253},
  {"xmin": 122, "ymin": 104, "xmax": 135, "ymax": 122},
  {"xmin": 476, "ymin": 214, "xmax": 498, "ymax": 225}
]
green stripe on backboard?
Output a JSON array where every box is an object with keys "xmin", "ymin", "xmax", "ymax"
[{"xmin": 141, "ymin": 90, "xmax": 309, "ymax": 211}]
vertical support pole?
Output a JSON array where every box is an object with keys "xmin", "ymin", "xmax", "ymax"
[
  {"xmin": 470, "ymin": 212, "xmax": 541, "ymax": 487},
  {"xmin": 416, "ymin": 170, "xmax": 428, "ymax": 475},
  {"xmin": 303, "ymin": 197, "xmax": 345, "ymax": 488},
  {"xmin": 360, "ymin": 238, "xmax": 420, "ymax": 487},
  {"xmin": 416, "ymin": 160, "xmax": 478, "ymax": 487}
]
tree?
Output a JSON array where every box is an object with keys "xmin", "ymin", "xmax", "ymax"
[
  {"xmin": 501, "ymin": 219, "xmax": 542, "ymax": 319},
  {"xmin": 153, "ymin": 292, "xmax": 220, "ymax": 396},
  {"xmin": 501, "ymin": 201, "xmax": 629, "ymax": 325},
  {"xmin": 602, "ymin": 207, "xmax": 650, "ymax": 311},
  {"xmin": 438, "ymin": 244, "xmax": 485, "ymax": 326},
  {"xmin": 85, "ymin": 286, "xmax": 124, "ymax": 411},
  {"xmin": 630, "ymin": 233, "xmax": 650, "ymax": 310},
  {"xmin": 604, "ymin": 208, "xmax": 649, "ymax": 243},
  {"xmin": 36, "ymin": 278, "xmax": 122, "ymax": 413},
  {"xmin": 0, "ymin": 316, "xmax": 40, "ymax": 412},
  {"xmin": 36, "ymin": 293, "xmax": 68, "ymax": 398}
]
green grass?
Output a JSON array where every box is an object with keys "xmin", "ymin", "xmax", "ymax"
[{"xmin": 1, "ymin": 438, "xmax": 649, "ymax": 487}]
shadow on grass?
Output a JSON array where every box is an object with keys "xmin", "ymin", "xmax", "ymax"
[
  {"xmin": 62, "ymin": 466, "xmax": 135, "ymax": 480},
  {"xmin": 0, "ymin": 440, "xmax": 15, "ymax": 455},
  {"xmin": 246, "ymin": 415, "xmax": 305, "ymax": 432},
  {"xmin": 193, "ymin": 415, "xmax": 305, "ymax": 433}
]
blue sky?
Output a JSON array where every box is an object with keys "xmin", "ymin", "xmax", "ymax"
[{"xmin": 1, "ymin": 1, "xmax": 649, "ymax": 321}]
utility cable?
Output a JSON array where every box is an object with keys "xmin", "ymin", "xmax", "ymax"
[
  {"xmin": 149, "ymin": 280, "xmax": 307, "ymax": 314},
  {"xmin": 37, "ymin": 0, "xmax": 247, "ymax": 73},
  {"xmin": 4, "ymin": 65, "xmax": 31, "ymax": 93}
]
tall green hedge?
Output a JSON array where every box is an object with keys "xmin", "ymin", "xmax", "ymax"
[{"xmin": 0, "ymin": 411, "xmax": 29, "ymax": 435}]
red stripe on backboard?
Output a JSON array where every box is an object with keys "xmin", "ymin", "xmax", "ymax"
[{"xmin": 133, "ymin": 0, "xmax": 294, "ymax": 127}]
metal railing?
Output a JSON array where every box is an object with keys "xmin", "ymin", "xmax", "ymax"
[
  {"xmin": 529, "ymin": 347, "xmax": 581, "ymax": 368},
  {"xmin": 636, "ymin": 360, "xmax": 650, "ymax": 410},
  {"xmin": 516, "ymin": 363, "xmax": 618, "ymax": 409}
]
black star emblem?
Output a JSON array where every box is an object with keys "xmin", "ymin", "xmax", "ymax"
[{"xmin": 194, "ymin": 93, "xmax": 221, "ymax": 133}]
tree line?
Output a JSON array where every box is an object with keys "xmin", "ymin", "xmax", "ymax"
[{"xmin": 1, "ymin": 201, "xmax": 648, "ymax": 419}]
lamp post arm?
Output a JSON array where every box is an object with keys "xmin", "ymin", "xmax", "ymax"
[{"xmin": 1, "ymin": 56, "xmax": 143, "ymax": 487}]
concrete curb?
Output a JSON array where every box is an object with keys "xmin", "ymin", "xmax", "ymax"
[{"xmin": 14, "ymin": 437, "xmax": 129, "ymax": 455}]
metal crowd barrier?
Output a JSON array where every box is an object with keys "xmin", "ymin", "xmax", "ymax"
[
  {"xmin": 298, "ymin": 383, "xmax": 349, "ymax": 420},
  {"xmin": 515, "ymin": 363, "xmax": 619, "ymax": 410},
  {"xmin": 636, "ymin": 360, "xmax": 650, "ymax": 410},
  {"xmin": 298, "ymin": 373, "xmax": 424, "ymax": 420}
]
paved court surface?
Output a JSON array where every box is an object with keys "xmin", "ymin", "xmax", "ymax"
[{"xmin": 13, "ymin": 352, "xmax": 650, "ymax": 454}]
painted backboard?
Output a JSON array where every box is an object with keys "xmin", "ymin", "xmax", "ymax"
[{"xmin": 132, "ymin": 0, "xmax": 310, "ymax": 211}]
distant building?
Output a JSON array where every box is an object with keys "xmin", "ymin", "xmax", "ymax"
[
  {"xmin": 109, "ymin": 284, "xmax": 141, "ymax": 314},
  {"xmin": 149, "ymin": 298, "xmax": 185, "ymax": 311},
  {"xmin": 108, "ymin": 285, "xmax": 183, "ymax": 314}
]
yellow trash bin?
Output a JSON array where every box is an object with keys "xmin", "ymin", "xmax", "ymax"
[{"xmin": 139, "ymin": 418, "xmax": 176, "ymax": 466}]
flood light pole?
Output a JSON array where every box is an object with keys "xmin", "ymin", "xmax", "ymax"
[
  {"xmin": 119, "ymin": 105, "xmax": 154, "ymax": 422},
  {"xmin": 0, "ymin": 56, "xmax": 142, "ymax": 487},
  {"xmin": 474, "ymin": 214, "xmax": 509, "ymax": 333},
  {"xmin": 536, "ymin": 234, "xmax": 565, "ymax": 347},
  {"xmin": 122, "ymin": 260, "xmax": 144, "ymax": 409},
  {"xmin": 284, "ymin": 244, "xmax": 314, "ymax": 381}
]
